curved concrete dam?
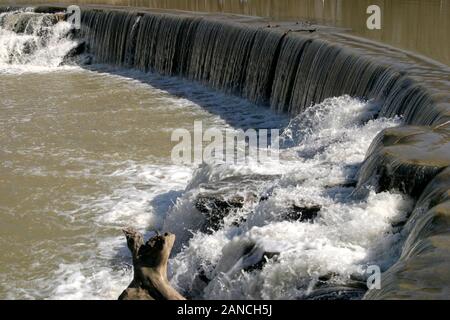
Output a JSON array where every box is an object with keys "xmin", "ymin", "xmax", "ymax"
[
  {"xmin": 0, "ymin": 4, "xmax": 448, "ymax": 299},
  {"xmin": 4, "ymin": 0, "xmax": 450, "ymax": 66}
]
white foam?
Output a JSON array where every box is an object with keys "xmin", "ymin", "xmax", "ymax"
[
  {"xmin": 0, "ymin": 11, "xmax": 79, "ymax": 73},
  {"xmin": 10, "ymin": 91, "xmax": 408, "ymax": 300},
  {"xmin": 166, "ymin": 96, "xmax": 412, "ymax": 299},
  {"xmin": 0, "ymin": 11, "xmax": 412, "ymax": 299},
  {"xmin": 45, "ymin": 163, "xmax": 194, "ymax": 300},
  {"xmin": 96, "ymin": 163, "xmax": 194, "ymax": 229}
]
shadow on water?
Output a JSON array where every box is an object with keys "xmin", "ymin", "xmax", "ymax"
[
  {"xmin": 95, "ymin": 62, "xmax": 291, "ymax": 282},
  {"xmin": 81, "ymin": 63, "xmax": 291, "ymax": 132},
  {"xmin": 85, "ymin": 64, "xmax": 398, "ymax": 299}
]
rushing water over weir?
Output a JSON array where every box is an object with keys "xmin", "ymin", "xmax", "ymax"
[
  {"xmin": 0, "ymin": 6, "xmax": 449, "ymax": 299},
  {"xmin": 78, "ymin": 9, "xmax": 446, "ymax": 127},
  {"xmin": 78, "ymin": 8, "xmax": 449, "ymax": 299}
]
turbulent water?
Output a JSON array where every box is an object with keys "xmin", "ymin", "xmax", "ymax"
[
  {"xmin": 165, "ymin": 97, "xmax": 413, "ymax": 300},
  {"xmin": 0, "ymin": 9, "xmax": 414, "ymax": 299},
  {"xmin": 0, "ymin": 9, "xmax": 79, "ymax": 71}
]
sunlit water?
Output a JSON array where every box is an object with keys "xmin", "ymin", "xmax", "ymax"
[
  {"xmin": 0, "ymin": 10, "xmax": 413, "ymax": 299},
  {"xmin": 5, "ymin": 0, "xmax": 449, "ymax": 65}
]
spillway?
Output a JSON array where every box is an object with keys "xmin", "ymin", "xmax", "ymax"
[{"xmin": 0, "ymin": 5, "xmax": 448, "ymax": 299}]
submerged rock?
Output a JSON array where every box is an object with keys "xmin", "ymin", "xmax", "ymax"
[
  {"xmin": 195, "ymin": 194, "xmax": 246, "ymax": 232},
  {"xmin": 194, "ymin": 174, "xmax": 278, "ymax": 232},
  {"xmin": 22, "ymin": 39, "xmax": 38, "ymax": 55},
  {"xmin": 7, "ymin": 13, "xmax": 59, "ymax": 34},
  {"xmin": 286, "ymin": 204, "xmax": 321, "ymax": 222},
  {"xmin": 243, "ymin": 250, "xmax": 279, "ymax": 272},
  {"xmin": 213, "ymin": 240, "xmax": 280, "ymax": 276},
  {"xmin": 61, "ymin": 41, "xmax": 87, "ymax": 65}
]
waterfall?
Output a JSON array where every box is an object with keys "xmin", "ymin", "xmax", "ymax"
[
  {"xmin": 78, "ymin": 9, "xmax": 446, "ymax": 129},
  {"xmin": 75, "ymin": 8, "xmax": 449, "ymax": 300},
  {"xmin": 0, "ymin": 8, "xmax": 79, "ymax": 69},
  {"xmin": 1, "ymin": 6, "xmax": 447, "ymax": 300}
]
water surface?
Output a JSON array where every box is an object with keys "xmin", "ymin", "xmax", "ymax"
[
  {"xmin": 3, "ymin": 0, "xmax": 448, "ymax": 65},
  {"xmin": 0, "ymin": 10, "xmax": 414, "ymax": 299}
]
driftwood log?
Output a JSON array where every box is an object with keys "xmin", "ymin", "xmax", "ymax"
[{"xmin": 118, "ymin": 227, "xmax": 186, "ymax": 300}]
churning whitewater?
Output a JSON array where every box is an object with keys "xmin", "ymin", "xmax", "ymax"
[
  {"xmin": 0, "ymin": 9, "xmax": 79, "ymax": 72},
  {"xmin": 165, "ymin": 96, "xmax": 411, "ymax": 300},
  {"xmin": 0, "ymin": 9, "xmax": 413, "ymax": 300}
]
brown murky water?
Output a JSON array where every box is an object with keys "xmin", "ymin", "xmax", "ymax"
[
  {"xmin": 3, "ymin": 0, "xmax": 449, "ymax": 65},
  {"xmin": 0, "ymin": 66, "xmax": 245, "ymax": 298},
  {"xmin": 0, "ymin": 52, "xmax": 285, "ymax": 297}
]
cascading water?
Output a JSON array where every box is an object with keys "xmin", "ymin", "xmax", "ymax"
[
  {"xmin": 79, "ymin": 9, "xmax": 440, "ymax": 127},
  {"xmin": 0, "ymin": 9, "xmax": 79, "ymax": 71},
  {"xmin": 0, "ymin": 7, "xmax": 447, "ymax": 299},
  {"xmin": 164, "ymin": 96, "xmax": 412, "ymax": 299}
]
